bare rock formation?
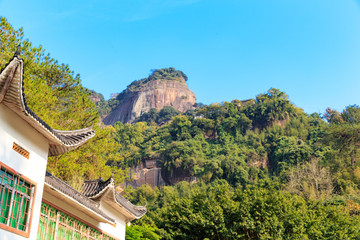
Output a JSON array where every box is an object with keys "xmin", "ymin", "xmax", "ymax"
[
  {"xmin": 125, "ymin": 159, "xmax": 166, "ymax": 189},
  {"xmin": 103, "ymin": 68, "xmax": 196, "ymax": 125}
]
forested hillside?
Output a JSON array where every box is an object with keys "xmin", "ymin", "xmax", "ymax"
[
  {"xmin": 2, "ymin": 17, "xmax": 360, "ymax": 239},
  {"xmin": 121, "ymin": 92, "xmax": 360, "ymax": 239}
]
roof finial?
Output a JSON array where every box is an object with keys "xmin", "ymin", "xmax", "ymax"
[{"xmin": 13, "ymin": 45, "xmax": 21, "ymax": 58}]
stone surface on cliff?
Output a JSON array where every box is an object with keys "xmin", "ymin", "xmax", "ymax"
[
  {"xmin": 125, "ymin": 159, "xmax": 166, "ymax": 189},
  {"xmin": 103, "ymin": 68, "xmax": 196, "ymax": 125}
]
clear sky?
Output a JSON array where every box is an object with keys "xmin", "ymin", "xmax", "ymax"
[{"xmin": 1, "ymin": 0, "xmax": 360, "ymax": 114}]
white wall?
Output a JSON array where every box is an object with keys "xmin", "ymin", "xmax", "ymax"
[
  {"xmin": 0, "ymin": 104, "xmax": 128, "ymax": 240},
  {"xmin": 0, "ymin": 105, "xmax": 48, "ymax": 240},
  {"xmin": 99, "ymin": 201, "xmax": 127, "ymax": 240}
]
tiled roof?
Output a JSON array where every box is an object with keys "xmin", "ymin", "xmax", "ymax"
[
  {"xmin": 114, "ymin": 192, "xmax": 147, "ymax": 218},
  {"xmin": 0, "ymin": 54, "xmax": 95, "ymax": 156},
  {"xmin": 83, "ymin": 178, "xmax": 147, "ymax": 219},
  {"xmin": 82, "ymin": 177, "xmax": 114, "ymax": 199},
  {"xmin": 44, "ymin": 172, "xmax": 115, "ymax": 223}
]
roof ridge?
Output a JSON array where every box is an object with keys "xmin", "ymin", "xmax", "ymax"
[
  {"xmin": 54, "ymin": 126, "xmax": 94, "ymax": 135},
  {"xmin": 45, "ymin": 172, "xmax": 115, "ymax": 223}
]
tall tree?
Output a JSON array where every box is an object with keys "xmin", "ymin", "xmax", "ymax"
[{"xmin": 1, "ymin": 17, "xmax": 125, "ymax": 184}]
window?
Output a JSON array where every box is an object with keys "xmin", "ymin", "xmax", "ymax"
[
  {"xmin": 37, "ymin": 202, "xmax": 116, "ymax": 240},
  {"xmin": 0, "ymin": 164, "xmax": 35, "ymax": 236}
]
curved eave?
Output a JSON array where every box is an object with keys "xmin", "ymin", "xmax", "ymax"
[
  {"xmin": 82, "ymin": 178, "xmax": 114, "ymax": 199},
  {"xmin": 44, "ymin": 172, "xmax": 115, "ymax": 224},
  {"xmin": 44, "ymin": 184, "xmax": 115, "ymax": 224},
  {"xmin": 0, "ymin": 56, "xmax": 95, "ymax": 156},
  {"xmin": 114, "ymin": 192, "xmax": 147, "ymax": 220},
  {"xmin": 85, "ymin": 179, "xmax": 147, "ymax": 221}
]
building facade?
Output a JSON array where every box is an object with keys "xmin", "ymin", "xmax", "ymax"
[{"xmin": 0, "ymin": 52, "xmax": 145, "ymax": 240}]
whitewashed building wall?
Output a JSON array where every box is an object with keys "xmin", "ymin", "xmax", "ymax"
[{"xmin": 0, "ymin": 104, "xmax": 48, "ymax": 240}]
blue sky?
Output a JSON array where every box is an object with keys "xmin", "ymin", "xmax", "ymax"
[{"xmin": 1, "ymin": 0, "xmax": 360, "ymax": 114}]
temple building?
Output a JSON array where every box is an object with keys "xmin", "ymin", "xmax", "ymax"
[{"xmin": 0, "ymin": 51, "xmax": 146, "ymax": 240}]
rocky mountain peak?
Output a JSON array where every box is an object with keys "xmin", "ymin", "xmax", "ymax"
[{"xmin": 101, "ymin": 68, "xmax": 196, "ymax": 125}]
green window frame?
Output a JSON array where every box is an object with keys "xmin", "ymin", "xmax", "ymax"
[
  {"xmin": 37, "ymin": 202, "xmax": 116, "ymax": 240},
  {"xmin": 0, "ymin": 164, "xmax": 35, "ymax": 236}
]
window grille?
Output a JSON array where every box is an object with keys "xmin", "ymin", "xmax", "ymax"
[
  {"xmin": 0, "ymin": 165, "xmax": 35, "ymax": 234},
  {"xmin": 37, "ymin": 202, "xmax": 116, "ymax": 240}
]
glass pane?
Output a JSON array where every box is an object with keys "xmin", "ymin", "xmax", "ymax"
[
  {"xmin": 17, "ymin": 196, "xmax": 29, "ymax": 231},
  {"xmin": 10, "ymin": 192, "xmax": 20, "ymax": 228},
  {"xmin": 0, "ymin": 188, "xmax": 11, "ymax": 224}
]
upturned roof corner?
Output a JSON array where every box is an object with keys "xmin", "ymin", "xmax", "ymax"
[
  {"xmin": 0, "ymin": 50, "xmax": 95, "ymax": 156},
  {"xmin": 82, "ymin": 177, "xmax": 147, "ymax": 220},
  {"xmin": 44, "ymin": 172, "xmax": 115, "ymax": 223},
  {"xmin": 13, "ymin": 45, "xmax": 21, "ymax": 58}
]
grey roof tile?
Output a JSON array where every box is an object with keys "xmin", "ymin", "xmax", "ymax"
[
  {"xmin": 82, "ymin": 177, "xmax": 147, "ymax": 219},
  {"xmin": 45, "ymin": 172, "xmax": 115, "ymax": 222},
  {"xmin": 0, "ymin": 55, "xmax": 95, "ymax": 156}
]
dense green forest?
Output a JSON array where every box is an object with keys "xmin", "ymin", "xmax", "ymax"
[{"xmin": 2, "ymin": 17, "xmax": 360, "ymax": 239}]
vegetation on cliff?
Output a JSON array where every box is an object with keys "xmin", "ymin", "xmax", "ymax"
[
  {"xmin": 3, "ymin": 17, "xmax": 360, "ymax": 239},
  {"xmin": 89, "ymin": 90, "xmax": 120, "ymax": 119},
  {"xmin": 125, "ymin": 68, "xmax": 188, "ymax": 93},
  {"xmin": 135, "ymin": 106, "xmax": 181, "ymax": 125}
]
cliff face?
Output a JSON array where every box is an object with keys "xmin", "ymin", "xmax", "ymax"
[
  {"xmin": 125, "ymin": 159, "xmax": 166, "ymax": 189},
  {"xmin": 103, "ymin": 76, "xmax": 196, "ymax": 125}
]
